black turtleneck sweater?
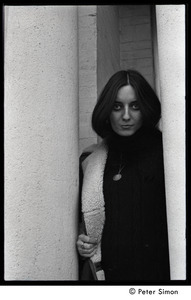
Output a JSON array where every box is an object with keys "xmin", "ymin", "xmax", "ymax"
[{"xmin": 101, "ymin": 127, "xmax": 170, "ymax": 282}]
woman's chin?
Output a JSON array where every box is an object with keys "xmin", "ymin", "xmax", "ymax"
[{"xmin": 114, "ymin": 129, "xmax": 136, "ymax": 137}]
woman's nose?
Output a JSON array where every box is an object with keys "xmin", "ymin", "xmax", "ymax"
[{"xmin": 122, "ymin": 106, "xmax": 130, "ymax": 120}]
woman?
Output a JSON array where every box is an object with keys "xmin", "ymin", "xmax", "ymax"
[{"xmin": 77, "ymin": 70, "xmax": 170, "ymax": 282}]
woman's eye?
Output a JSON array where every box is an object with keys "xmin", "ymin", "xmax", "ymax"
[
  {"xmin": 131, "ymin": 102, "xmax": 140, "ymax": 110},
  {"xmin": 113, "ymin": 103, "xmax": 122, "ymax": 111}
]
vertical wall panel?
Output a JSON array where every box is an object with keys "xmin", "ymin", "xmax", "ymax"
[
  {"xmin": 119, "ymin": 5, "xmax": 155, "ymax": 88},
  {"xmin": 78, "ymin": 6, "xmax": 97, "ymax": 154},
  {"xmin": 97, "ymin": 5, "xmax": 120, "ymax": 95},
  {"xmin": 79, "ymin": 5, "xmax": 120, "ymax": 153}
]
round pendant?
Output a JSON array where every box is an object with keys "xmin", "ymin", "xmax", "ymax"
[{"xmin": 113, "ymin": 174, "xmax": 122, "ymax": 181}]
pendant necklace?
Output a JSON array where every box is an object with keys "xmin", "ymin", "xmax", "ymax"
[{"xmin": 113, "ymin": 154, "xmax": 126, "ymax": 181}]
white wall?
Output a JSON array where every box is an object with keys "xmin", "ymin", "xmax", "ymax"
[
  {"xmin": 156, "ymin": 5, "xmax": 186, "ymax": 280},
  {"xmin": 4, "ymin": 6, "xmax": 79, "ymax": 280}
]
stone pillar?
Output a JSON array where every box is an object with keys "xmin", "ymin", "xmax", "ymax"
[
  {"xmin": 156, "ymin": 5, "xmax": 185, "ymax": 280},
  {"xmin": 4, "ymin": 6, "xmax": 79, "ymax": 280}
]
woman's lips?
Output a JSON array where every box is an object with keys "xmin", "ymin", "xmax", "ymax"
[{"xmin": 121, "ymin": 125, "xmax": 133, "ymax": 129}]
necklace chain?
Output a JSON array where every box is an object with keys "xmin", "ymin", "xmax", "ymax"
[{"xmin": 113, "ymin": 153, "xmax": 126, "ymax": 181}]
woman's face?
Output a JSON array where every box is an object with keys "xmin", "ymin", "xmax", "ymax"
[{"xmin": 109, "ymin": 85, "xmax": 143, "ymax": 137}]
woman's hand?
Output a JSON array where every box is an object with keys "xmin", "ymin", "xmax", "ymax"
[{"xmin": 76, "ymin": 234, "xmax": 98, "ymax": 258}]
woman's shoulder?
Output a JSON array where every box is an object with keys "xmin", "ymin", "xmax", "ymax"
[
  {"xmin": 149, "ymin": 128, "xmax": 164, "ymax": 157},
  {"xmin": 148, "ymin": 127, "xmax": 163, "ymax": 143},
  {"xmin": 80, "ymin": 143, "xmax": 98, "ymax": 164},
  {"xmin": 154, "ymin": 128, "xmax": 163, "ymax": 144},
  {"xmin": 83, "ymin": 143, "xmax": 98, "ymax": 154}
]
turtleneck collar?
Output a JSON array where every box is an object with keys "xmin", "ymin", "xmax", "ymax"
[{"xmin": 106, "ymin": 126, "xmax": 160, "ymax": 155}]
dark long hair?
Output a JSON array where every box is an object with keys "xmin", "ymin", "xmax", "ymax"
[{"xmin": 92, "ymin": 70, "xmax": 161, "ymax": 138}]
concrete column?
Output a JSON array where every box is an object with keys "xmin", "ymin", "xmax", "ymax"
[
  {"xmin": 4, "ymin": 6, "xmax": 79, "ymax": 280},
  {"xmin": 156, "ymin": 5, "xmax": 185, "ymax": 279}
]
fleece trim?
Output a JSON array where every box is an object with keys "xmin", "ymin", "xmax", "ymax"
[{"xmin": 81, "ymin": 140, "xmax": 108, "ymax": 266}]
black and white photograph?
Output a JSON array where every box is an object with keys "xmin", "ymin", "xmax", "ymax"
[{"xmin": 3, "ymin": 3, "xmax": 188, "ymax": 299}]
